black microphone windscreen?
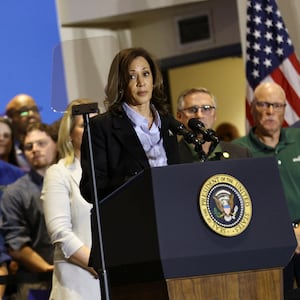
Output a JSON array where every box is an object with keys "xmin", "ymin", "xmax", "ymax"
[{"xmin": 188, "ymin": 118, "xmax": 205, "ymax": 130}]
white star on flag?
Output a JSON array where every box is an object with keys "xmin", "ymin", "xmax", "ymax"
[{"xmin": 246, "ymin": 0, "xmax": 300, "ymax": 127}]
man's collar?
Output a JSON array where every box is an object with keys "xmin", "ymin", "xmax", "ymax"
[
  {"xmin": 249, "ymin": 127, "xmax": 293, "ymax": 151},
  {"xmin": 28, "ymin": 169, "xmax": 44, "ymax": 186}
]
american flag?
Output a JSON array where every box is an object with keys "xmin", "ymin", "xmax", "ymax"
[{"xmin": 246, "ymin": 0, "xmax": 300, "ymax": 127}]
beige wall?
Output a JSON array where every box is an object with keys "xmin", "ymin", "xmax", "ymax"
[
  {"xmin": 57, "ymin": 0, "xmax": 205, "ymax": 25},
  {"xmin": 130, "ymin": 0, "xmax": 240, "ymax": 59},
  {"xmin": 168, "ymin": 56, "xmax": 246, "ymax": 135}
]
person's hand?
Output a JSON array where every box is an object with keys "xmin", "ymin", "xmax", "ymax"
[
  {"xmin": 8, "ymin": 260, "xmax": 19, "ymax": 274},
  {"xmin": 44, "ymin": 264, "xmax": 54, "ymax": 272},
  {"xmin": 88, "ymin": 267, "xmax": 99, "ymax": 279},
  {"xmin": 294, "ymin": 226, "xmax": 300, "ymax": 254}
]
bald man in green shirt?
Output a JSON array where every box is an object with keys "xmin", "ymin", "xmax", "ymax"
[{"xmin": 232, "ymin": 81, "xmax": 300, "ymax": 294}]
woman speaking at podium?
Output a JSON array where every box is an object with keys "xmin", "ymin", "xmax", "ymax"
[{"xmin": 79, "ymin": 47, "xmax": 180, "ymax": 271}]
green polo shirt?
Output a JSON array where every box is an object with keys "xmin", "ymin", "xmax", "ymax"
[
  {"xmin": 186, "ymin": 142, "xmax": 224, "ymax": 161},
  {"xmin": 233, "ymin": 127, "xmax": 300, "ymax": 222}
]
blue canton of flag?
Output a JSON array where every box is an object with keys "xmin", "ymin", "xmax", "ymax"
[{"xmin": 246, "ymin": 0, "xmax": 300, "ymax": 127}]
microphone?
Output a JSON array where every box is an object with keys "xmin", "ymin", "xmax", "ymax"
[
  {"xmin": 188, "ymin": 118, "xmax": 219, "ymax": 144},
  {"xmin": 168, "ymin": 117, "xmax": 202, "ymax": 146}
]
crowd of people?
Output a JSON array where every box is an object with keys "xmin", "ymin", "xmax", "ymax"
[{"xmin": 0, "ymin": 47, "xmax": 300, "ymax": 299}]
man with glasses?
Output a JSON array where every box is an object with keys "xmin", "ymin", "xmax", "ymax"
[
  {"xmin": 232, "ymin": 81, "xmax": 300, "ymax": 294},
  {"xmin": 5, "ymin": 94, "xmax": 42, "ymax": 171},
  {"xmin": 176, "ymin": 87, "xmax": 250, "ymax": 162},
  {"xmin": 0, "ymin": 122, "xmax": 57, "ymax": 300}
]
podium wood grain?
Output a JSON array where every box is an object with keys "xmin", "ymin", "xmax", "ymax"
[
  {"xmin": 166, "ymin": 268, "xmax": 283, "ymax": 300},
  {"xmin": 111, "ymin": 268, "xmax": 283, "ymax": 300}
]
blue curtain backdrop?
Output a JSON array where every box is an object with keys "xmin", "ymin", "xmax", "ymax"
[{"xmin": 0, "ymin": 1, "xmax": 67, "ymax": 124}]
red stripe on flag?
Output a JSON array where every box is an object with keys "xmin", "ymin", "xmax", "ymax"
[
  {"xmin": 289, "ymin": 53, "xmax": 300, "ymax": 74},
  {"xmin": 245, "ymin": 97, "xmax": 253, "ymax": 127},
  {"xmin": 282, "ymin": 120, "xmax": 289, "ymax": 127}
]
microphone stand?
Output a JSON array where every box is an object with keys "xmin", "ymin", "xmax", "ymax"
[
  {"xmin": 193, "ymin": 139, "xmax": 207, "ymax": 162},
  {"xmin": 193, "ymin": 133, "xmax": 220, "ymax": 163},
  {"xmin": 72, "ymin": 103, "xmax": 111, "ymax": 300}
]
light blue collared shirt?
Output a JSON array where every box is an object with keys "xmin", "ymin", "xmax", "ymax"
[{"xmin": 123, "ymin": 102, "xmax": 167, "ymax": 167}]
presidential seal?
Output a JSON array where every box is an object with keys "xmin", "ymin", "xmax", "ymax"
[{"xmin": 199, "ymin": 174, "xmax": 252, "ymax": 237}]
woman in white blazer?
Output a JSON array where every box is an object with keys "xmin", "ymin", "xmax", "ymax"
[{"xmin": 41, "ymin": 99, "xmax": 100, "ymax": 299}]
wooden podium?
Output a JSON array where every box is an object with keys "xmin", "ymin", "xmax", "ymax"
[{"xmin": 98, "ymin": 157, "xmax": 296, "ymax": 300}]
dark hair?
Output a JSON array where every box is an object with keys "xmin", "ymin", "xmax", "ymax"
[
  {"xmin": 0, "ymin": 117, "xmax": 18, "ymax": 166},
  {"xmin": 215, "ymin": 122, "xmax": 240, "ymax": 142},
  {"xmin": 104, "ymin": 47, "xmax": 169, "ymax": 115}
]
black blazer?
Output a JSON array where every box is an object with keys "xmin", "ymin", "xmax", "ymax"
[
  {"xmin": 178, "ymin": 139, "xmax": 251, "ymax": 163},
  {"xmin": 80, "ymin": 110, "xmax": 179, "ymax": 271},
  {"xmin": 80, "ymin": 110, "xmax": 180, "ymax": 201}
]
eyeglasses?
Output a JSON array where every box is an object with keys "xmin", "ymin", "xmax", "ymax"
[
  {"xmin": 23, "ymin": 139, "xmax": 49, "ymax": 152},
  {"xmin": 15, "ymin": 106, "xmax": 41, "ymax": 117},
  {"xmin": 180, "ymin": 105, "xmax": 216, "ymax": 115},
  {"xmin": 254, "ymin": 101, "xmax": 286, "ymax": 111}
]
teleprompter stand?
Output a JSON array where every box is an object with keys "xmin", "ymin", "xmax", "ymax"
[
  {"xmin": 72, "ymin": 103, "xmax": 111, "ymax": 300},
  {"xmin": 98, "ymin": 157, "xmax": 296, "ymax": 300}
]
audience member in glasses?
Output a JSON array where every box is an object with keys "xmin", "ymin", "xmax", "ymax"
[
  {"xmin": 232, "ymin": 81, "xmax": 300, "ymax": 294},
  {"xmin": 41, "ymin": 99, "xmax": 101, "ymax": 299},
  {"xmin": 80, "ymin": 47, "xmax": 180, "ymax": 270},
  {"xmin": 0, "ymin": 123, "xmax": 58, "ymax": 300},
  {"xmin": 5, "ymin": 94, "xmax": 42, "ymax": 171},
  {"xmin": 176, "ymin": 87, "xmax": 250, "ymax": 162}
]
